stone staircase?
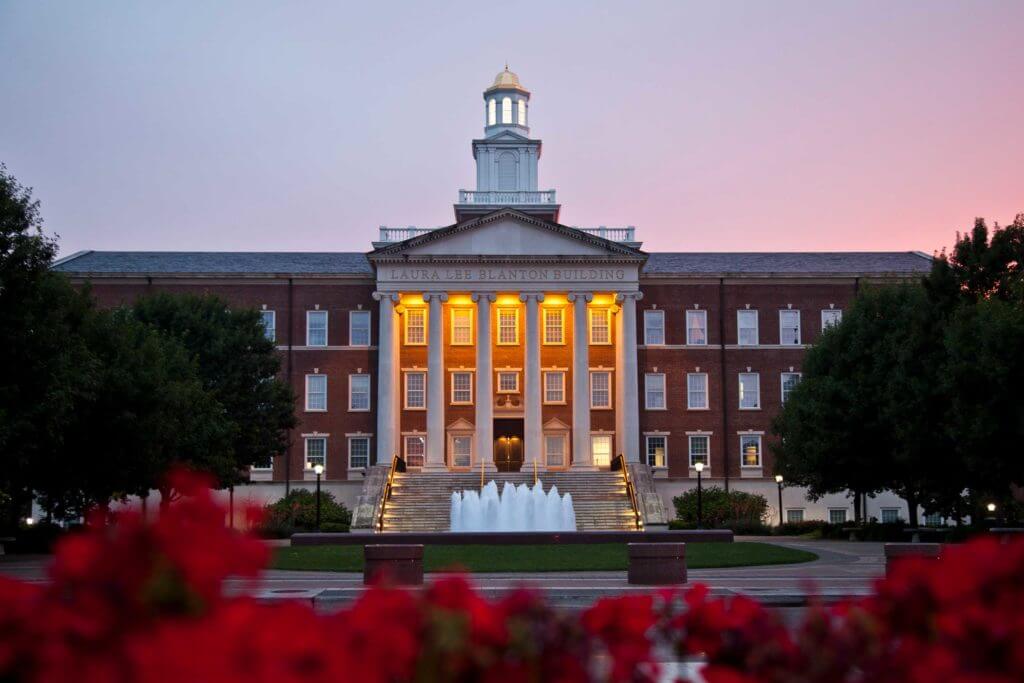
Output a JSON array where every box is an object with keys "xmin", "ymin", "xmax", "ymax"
[{"xmin": 381, "ymin": 471, "xmax": 640, "ymax": 532}]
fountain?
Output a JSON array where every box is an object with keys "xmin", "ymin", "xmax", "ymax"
[{"xmin": 449, "ymin": 480, "xmax": 577, "ymax": 532}]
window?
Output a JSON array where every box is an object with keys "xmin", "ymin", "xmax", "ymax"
[
  {"xmin": 591, "ymin": 434, "xmax": 612, "ymax": 468},
  {"xmin": 689, "ymin": 435, "xmax": 709, "ymax": 468},
  {"xmin": 450, "ymin": 435, "xmax": 472, "ymax": 468},
  {"xmin": 545, "ymin": 434, "xmax": 566, "ymax": 468},
  {"xmin": 404, "ymin": 436, "xmax": 425, "ymax": 467},
  {"xmin": 779, "ymin": 310, "xmax": 801, "ymax": 345},
  {"xmin": 543, "ymin": 308, "xmax": 564, "ymax": 344},
  {"xmin": 517, "ymin": 99, "xmax": 527, "ymax": 126},
  {"xmin": 451, "ymin": 371, "xmax": 473, "ymax": 405},
  {"xmin": 739, "ymin": 373, "xmax": 760, "ymax": 409},
  {"xmin": 349, "ymin": 374, "xmax": 370, "ymax": 411},
  {"xmin": 497, "ymin": 371, "xmax": 519, "ymax": 393},
  {"xmin": 740, "ymin": 434, "xmax": 762, "ymax": 467},
  {"xmin": 589, "ymin": 308, "xmax": 611, "ymax": 345},
  {"xmin": 687, "ymin": 373, "xmax": 708, "ymax": 410},
  {"xmin": 305, "ymin": 437, "xmax": 327, "ymax": 471},
  {"xmin": 821, "ymin": 309, "xmax": 843, "ymax": 330},
  {"xmin": 737, "ymin": 310, "xmax": 758, "ymax": 346},
  {"xmin": 260, "ymin": 310, "xmax": 276, "ymax": 342},
  {"xmin": 590, "ymin": 371, "xmax": 611, "ymax": 409},
  {"xmin": 305, "ymin": 374, "xmax": 327, "ymax": 411},
  {"xmin": 487, "ymin": 98, "xmax": 496, "ymax": 126},
  {"xmin": 501, "ymin": 96, "xmax": 512, "ymax": 123},
  {"xmin": 645, "ymin": 373, "xmax": 666, "ymax": 410},
  {"xmin": 451, "ymin": 308, "xmax": 472, "ymax": 345},
  {"xmin": 350, "ymin": 310, "xmax": 371, "ymax": 346},
  {"xmin": 686, "ymin": 309, "xmax": 707, "ymax": 345},
  {"xmin": 349, "ymin": 437, "xmax": 370, "ymax": 469},
  {"xmin": 404, "ymin": 372, "xmax": 426, "ymax": 409},
  {"xmin": 829, "ymin": 509, "xmax": 848, "ymax": 525},
  {"xmin": 786, "ymin": 509, "xmax": 805, "ymax": 523},
  {"xmin": 543, "ymin": 371, "xmax": 565, "ymax": 403},
  {"xmin": 251, "ymin": 454, "xmax": 273, "ymax": 471},
  {"xmin": 643, "ymin": 309, "xmax": 665, "ymax": 345},
  {"xmin": 646, "ymin": 435, "xmax": 667, "ymax": 468},
  {"xmin": 781, "ymin": 372, "xmax": 802, "ymax": 404},
  {"xmin": 405, "ymin": 308, "xmax": 426, "ymax": 345},
  {"xmin": 306, "ymin": 310, "xmax": 327, "ymax": 346},
  {"xmin": 881, "ymin": 508, "xmax": 900, "ymax": 524},
  {"xmin": 924, "ymin": 512, "xmax": 944, "ymax": 527},
  {"xmin": 498, "ymin": 308, "xmax": 518, "ymax": 345}
]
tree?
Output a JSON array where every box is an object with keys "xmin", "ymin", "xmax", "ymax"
[
  {"xmin": 926, "ymin": 214, "xmax": 1024, "ymax": 306},
  {"xmin": 129, "ymin": 293, "xmax": 295, "ymax": 488}
]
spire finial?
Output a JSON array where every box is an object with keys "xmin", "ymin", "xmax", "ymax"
[{"xmin": 504, "ymin": 62, "xmax": 509, "ymax": 71}]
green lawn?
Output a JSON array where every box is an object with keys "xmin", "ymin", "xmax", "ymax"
[{"xmin": 271, "ymin": 542, "xmax": 817, "ymax": 573}]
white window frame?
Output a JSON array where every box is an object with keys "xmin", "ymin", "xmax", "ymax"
[
  {"xmin": 501, "ymin": 96, "xmax": 512, "ymax": 124},
  {"xmin": 306, "ymin": 310, "xmax": 328, "ymax": 347},
  {"xmin": 404, "ymin": 435, "xmax": 426, "ymax": 467},
  {"xmin": 779, "ymin": 309, "xmax": 801, "ymax": 345},
  {"xmin": 543, "ymin": 371, "xmax": 566, "ymax": 404},
  {"xmin": 260, "ymin": 310, "xmax": 276, "ymax": 343},
  {"xmin": 643, "ymin": 309, "xmax": 665, "ymax": 346},
  {"xmin": 687, "ymin": 372, "xmax": 708, "ymax": 410},
  {"xmin": 348, "ymin": 373, "xmax": 371, "ymax": 412},
  {"xmin": 740, "ymin": 434, "xmax": 762, "ymax": 468},
  {"xmin": 645, "ymin": 435, "xmax": 668, "ymax": 469},
  {"xmin": 544, "ymin": 433, "xmax": 567, "ymax": 469},
  {"xmin": 487, "ymin": 98, "xmax": 496, "ymax": 126},
  {"xmin": 497, "ymin": 307, "xmax": 519, "ymax": 345},
  {"xmin": 543, "ymin": 307, "xmax": 565, "ymax": 345},
  {"xmin": 738, "ymin": 372, "xmax": 761, "ymax": 410},
  {"xmin": 591, "ymin": 434, "xmax": 613, "ymax": 468},
  {"xmin": 821, "ymin": 309, "xmax": 843, "ymax": 330},
  {"xmin": 404, "ymin": 308, "xmax": 426, "ymax": 346},
  {"xmin": 780, "ymin": 372, "xmax": 802, "ymax": 404},
  {"xmin": 450, "ymin": 371, "xmax": 473, "ymax": 405},
  {"xmin": 737, "ymin": 309, "xmax": 759, "ymax": 346},
  {"xmin": 497, "ymin": 370, "xmax": 520, "ymax": 393},
  {"xmin": 349, "ymin": 310, "xmax": 371, "ymax": 347},
  {"xmin": 305, "ymin": 374, "xmax": 327, "ymax": 412},
  {"xmin": 404, "ymin": 371, "xmax": 426, "ymax": 410},
  {"xmin": 828, "ymin": 508, "xmax": 848, "ymax": 525},
  {"xmin": 517, "ymin": 98, "xmax": 527, "ymax": 126},
  {"xmin": 450, "ymin": 308, "xmax": 473, "ymax": 346},
  {"xmin": 881, "ymin": 508, "xmax": 901, "ymax": 524},
  {"xmin": 590, "ymin": 370, "xmax": 612, "ymax": 409},
  {"xmin": 589, "ymin": 308, "xmax": 612, "ymax": 345},
  {"xmin": 304, "ymin": 436, "xmax": 327, "ymax": 471},
  {"xmin": 448, "ymin": 432, "xmax": 473, "ymax": 469},
  {"xmin": 645, "ymin": 373, "xmax": 666, "ymax": 410},
  {"xmin": 686, "ymin": 309, "xmax": 707, "ymax": 346},
  {"xmin": 688, "ymin": 434, "xmax": 710, "ymax": 469},
  {"xmin": 786, "ymin": 509, "xmax": 805, "ymax": 524},
  {"xmin": 348, "ymin": 436, "xmax": 370, "ymax": 470}
]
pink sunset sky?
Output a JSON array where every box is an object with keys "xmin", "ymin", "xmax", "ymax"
[{"xmin": 2, "ymin": 1, "xmax": 1021, "ymax": 257}]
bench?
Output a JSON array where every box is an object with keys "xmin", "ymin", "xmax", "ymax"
[
  {"xmin": 363, "ymin": 544, "xmax": 424, "ymax": 586},
  {"xmin": 883, "ymin": 543, "xmax": 942, "ymax": 576},
  {"xmin": 627, "ymin": 543, "xmax": 687, "ymax": 585}
]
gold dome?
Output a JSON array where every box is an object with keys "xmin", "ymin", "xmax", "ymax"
[{"xmin": 485, "ymin": 65, "xmax": 529, "ymax": 94}]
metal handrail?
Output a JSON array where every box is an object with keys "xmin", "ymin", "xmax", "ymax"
[
  {"xmin": 611, "ymin": 454, "xmax": 643, "ymax": 530},
  {"xmin": 376, "ymin": 453, "xmax": 405, "ymax": 532}
]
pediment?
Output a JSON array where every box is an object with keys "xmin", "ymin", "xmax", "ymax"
[
  {"xmin": 543, "ymin": 418, "xmax": 571, "ymax": 431},
  {"xmin": 479, "ymin": 130, "xmax": 531, "ymax": 143},
  {"xmin": 446, "ymin": 418, "xmax": 475, "ymax": 431}
]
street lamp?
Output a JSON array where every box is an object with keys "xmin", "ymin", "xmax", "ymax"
[
  {"xmin": 986, "ymin": 502, "xmax": 997, "ymax": 513},
  {"xmin": 694, "ymin": 462, "xmax": 705, "ymax": 529},
  {"xmin": 775, "ymin": 475, "xmax": 785, "ymax": 527},
  {"xmin": 313, "ymin": 464, "xmax": 325, "ymax": 531}
]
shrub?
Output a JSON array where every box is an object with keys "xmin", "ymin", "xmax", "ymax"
[
  {"xmin": 672, "ymin": 486, "xmax": 769, "ymax": 529},
  {"xmin": 259, "ymin": 489, "xmax": 351, "ymax": 536}
]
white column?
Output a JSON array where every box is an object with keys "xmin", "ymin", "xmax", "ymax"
[
  {"xmin": 616, "ymin": 292, "xmax": 643, "ymax": 462},
  {"xmin": 472, "ymin": 292, "xmax": 497, "ymax": 472},
  {"xmin": 569, "ymin": 292, "xmax": 594, "ymax": 469},
  {"xmin": 520, "ymin": 292, "xmax": 545, "ymax": 471},
  {"xmin": 423, "ymin": 291, "xmax": 448, "ymax": 471},
  {"xmin": 372, "ymin": 292, "xmax": 399, "ymax": 466}
]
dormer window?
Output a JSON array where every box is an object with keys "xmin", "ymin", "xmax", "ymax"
[
  {"xmin": 488, "ymin": 98, "xmax": 496, "ymax": 126},
  {"xmin": 518, "ymin": 99, "xmax": 527, "ymax": 126},
  {"xmin": 502, "ymin": 97, "xmax": 512, "ymax": 124}
]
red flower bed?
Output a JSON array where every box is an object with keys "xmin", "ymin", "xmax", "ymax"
[{"xmin": 1, "ymin": 471, "xmax": 1021, "ymax": 682}]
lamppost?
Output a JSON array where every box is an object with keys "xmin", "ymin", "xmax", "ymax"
[
  {"xmin": 775, "ymin": 474, "xmax": 785, "ymax": 527},
  {"xmin": 694, "ymin": 461, "xmax": 704, "ymax": 529},
  {"xmin": 313, "ymin": 464, "xmax": 324, "ymax": 531}
]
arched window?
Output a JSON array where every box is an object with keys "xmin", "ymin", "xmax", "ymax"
[
  {"xmin": 502, "ymin": 97, "xmax": 512, "ymax": 124},
  {"xmin": 497, "ymin": 151, "xmax": 517, "ymax": 191},
  {"xmin": 517, "ymin": 99, "xmax": 527, "ymax": 126},
  {"xmin": 488, "ymin": 99, "xmax": 496, "ymax": 126}
]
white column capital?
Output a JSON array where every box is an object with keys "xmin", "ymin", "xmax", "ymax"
[
  {"xmin": 471, "ymin": 292, "xmax": 497, "ymax": 303},
  {"xmin": 519, "ymin": 292, "xmax": 545, "ymax": 303},
  {"xmin": 614, "ymin": 291, "xmax": 644, "ymax": 303},
  {"xmin": 372, "ymin": 291, "xmax": 400, "ymax": 303},
  {"xmin": 567, "ymin": 292, "xmax": 594, "ymax": 303},
  {"xmin": 423, "ymin": 292, "xmax": 449, "ymax": 303}
]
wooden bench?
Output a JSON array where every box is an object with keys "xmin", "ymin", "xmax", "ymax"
[
  {"xmin": 627, "ymin": 543, "xmax": 687, "ymax": 585},
  {"xmin": 883, "ymin": 543, "xmax": 941, "ymax": 576},
  {"xmin": 363, "ymin": 544, "xmax": 424, "ymax": 586}
]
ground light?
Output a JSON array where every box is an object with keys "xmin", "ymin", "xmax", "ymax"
[
  {"xmin": 775, "ymin": 475, "xmax": 785, "ymax": 527},
  {"xmin": 313, "ymin": 464, "xmax": 325, "ymax": 531},
  {"xmin": 694, "ymin": 461, "xmax": 704, "ymax": 529}
]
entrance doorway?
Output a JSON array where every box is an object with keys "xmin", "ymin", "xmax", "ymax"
[{"xmin": 493, "ymin": 418, "xmax": 524, "ymax": 472}]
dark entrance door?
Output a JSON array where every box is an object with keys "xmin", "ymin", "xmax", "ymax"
[{"xmin": 493, "ymin": 418, "xmax": 524, "ymax": 472}]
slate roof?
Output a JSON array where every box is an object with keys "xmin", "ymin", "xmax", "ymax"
[{"xmin": 53, "ymin": 250, "xmax": 932, "ymax": 277}]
